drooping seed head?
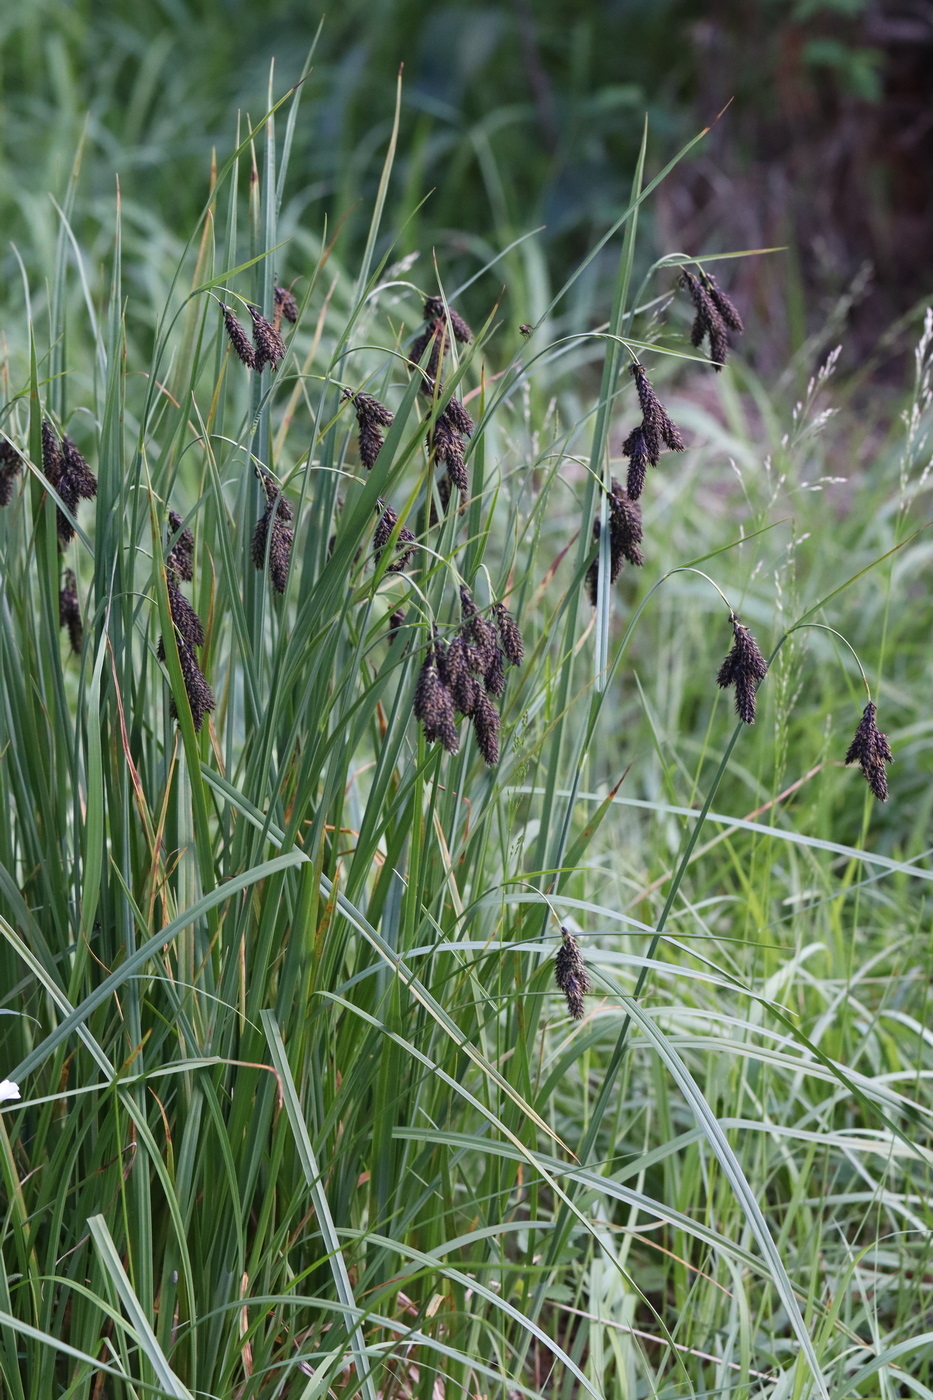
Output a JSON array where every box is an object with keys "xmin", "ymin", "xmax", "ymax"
[
  {"xmin": 703, "ymin": 272, "xmax": 744, "ymax": 334},
  {"xmin": 844, "ymin": 700, "xmax": 893, "ymax": 802},
  {"xmin": 166, "ymin": 579, "xmax": 205, "ymax": 650},
  {"xmin": 442, "ymin": 396, "xmax": 475, "ymax": 438},
  {"xmin": 555, "ymin": 927, "xmax": 589, "ymax": 1019},
  {"xmin": 252, "ymin": 490, "xmax": 294, "ymax": 594},
  {"xmin": 423, "ymin": 296, "xmax": 472, "ymax": 343},
  {"xmin": 247, "ymin": 304, "xmax": 287, "ymax": 371},
  {"xmin": 59, "ymin": 569, "xmax": 82, "ymax": 654},
  {"xmin": 471, "ymin": 686, "xmax": 500, "ymax": 765},
  {"xmin": 608, "ymin": 479, "xmax": 644, "ymax": 571},
  {"xmin": 274, "ymin": 285, "xmax": 299, "ymax": 324},
  {"xmin": 622, "ymin": 424, "xmax": 649, "ymax": 501},
  {"xmin": 716, "ymin": 613, "xmax": 768, "ymax": 724},
  {"xmin": 166, "ymin": 510, "xmax": 195, "ymax": 581},
  {"xmin": 220, "ymin": 304, "xmax": 256, "ymax": 369},
  {"xmin": 168, "ymin": 640, "xmax": 216, "ymax": 733},
  {"xmin": 680, "ymin": 270, "xmax": 730, "ymax": 371},
  {"xmin": 493, "ymin": 601, "xmax": 524, "ymax": 667},
  {"xmin": 414, "ymin": 645, "xmax": 460, "ymax": 753},
  {"xmin": 0, "ymin": 439, "xmax": 24, "ymax": 506},
  {"xmin": 41, "ymin": 418, "xmax": 63, "ymax": 484}
]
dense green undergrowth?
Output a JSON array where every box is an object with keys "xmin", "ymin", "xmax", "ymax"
[{"xmin": 0, "ymin": 42, "xmax": 932, "ymax": 1400}]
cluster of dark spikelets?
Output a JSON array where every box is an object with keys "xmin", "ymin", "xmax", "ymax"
[
  {"xmin": 344, "ymin": 390, "xmax": 395, "ymax": 470},
  {"xmin": 59, "ymin": 569, "xmax": 82, "ymax": 654},
  {"xmin": 0, "ymin": 438, "xmax": 24, "ymax": 506},
  {"xmin": 844, "ymin": 701, "xmax": 893, "ymax": 801},
  {"xmin": 555, "ymin": 926, "xmax": 589, "ymax": 1020},
  {"xmin": 410, "ymin": 294, "xmax": 473, "ymax": 385},
  {"xmin": 622, "ymin": 364, "xmax": 685, "ymax": 502},
  {"xmin": 413, "ymin": 639, "xmax": 460, "ymax": 753},
  {"xmin": 373, "ymin": 501, "xmax": 416, "ymax": 573},
  {"xmin": 273, "ymin": 285, "xmax": 299, "ymax": 330},
  {"xmin": 716, "ymin": 613, "xmax": 768, "ymax": 724},
  {"xmin": 680, "ymin": 269, "xmax": 744, "ymax": 371},
  {"xmin": 220, "ymin": 302, "xmax": 287, "ymax": 372},
  {"xmin": 41, "ymin": 418, "xmax": 98, "ymax": 548},
  {"xmin": 251, "ymin": 473, "xmax": 294, "ymax": 594},
  {"xmin": 159, "ymin": 512, "xmax": 215, "ymax": 732},
  {"xmin": 585, "ymin": 478, "xmax": 644, "ymax": 606},
  {"xmin": 426, "ymin": 395, "xmax": 475, "ymax": 506},
  {"xmin": 413, "ymin": 590, "xmax": 524, "ymax": 764}
]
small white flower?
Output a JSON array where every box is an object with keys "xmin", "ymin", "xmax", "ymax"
[{"xmin": 0, "ymin": 1080, "xmax": 21, "ymax": 1104}]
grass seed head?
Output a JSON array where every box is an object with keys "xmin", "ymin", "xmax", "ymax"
[
  {"xmin": 844, "ymin": 700, "xmax": 893, "ymax": 801},
  {"xmin": 623, "ymin": 424, "xmax": 649, "ymax": 500},
  {"xmin": 555, "ymin": 927, "xmax": 589, "ymax": 1019},
  {"xmin": 252, "ymin": 491, "xmax": 294, "ymax": 594},
  {"xmin": 471, "ymin": 686, "xmax": 500, "ymax": 765},
  {"xmin": 220, "ymin": 304, "xmax": 256, "ymax": 369},
  {"xmin": 167, "ymin": 510, "xmax": 194, "ymax": 581},
  {"xmin": 247, "ymin": 304, "xmax": 287, "ymax": 371},
  {"xmin": 703, "ymin": 272, "xmax": 744, "ymax": 334},
  {"xmin": 680, "ymin": 270, "xmax": 731, "ymax": 370},
  {"xmin": 59, "ymin": 569, "xmax": 82, "ymax": 654},
  {"xmin": 0, "ymin": 439, "xmax": 24, "ymax": 505},
  {"xmin": 41, "ymin": 418, "xmax": 62, "ymax": 483},
  {"xmin": 168, "ymin": 641, "xmax": 216, "ymax": 732},
  {"xmin": 414, "ymin": 644, "xmax": 459, "ymax": 753},
  {"xmin": 493, "ymin": 601, "xmax": 524, "ymax": 667},
  {"xmin": 274, "ymin": 285, "xmax": 299, "ymax": 324},
  {"xmin": 424, "ymin": 295, "xmax": 472, "ymax": 343}
]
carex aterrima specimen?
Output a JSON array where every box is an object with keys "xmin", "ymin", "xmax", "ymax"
[
  {"xmin": 273, "ymin": 285, "xmax": 299, "ymax": 330},
  {"xmin": 414, "ymin": 639, "xmax": 460, "ymax": 754},
  {"xmin": 585, "ymin": 479, "xmax": 644, "ymax": 606},
  {"xmin": 41, "ymin": 420, "xmax": 97, "ymax": 548},
  {"xmin": 345, "ymin": 390, "xmax": 394, "ymax": 471},
  {"xmin": 622, "ymin": 364, "xmax": 685, "ymax": 501},
  {"xmin": 680, "ymin": 269, "xmax": 744, "ymax": 371},
  {"xmin": 844, "ymin": 700, "xmax": 893, "ymax": 801},
  {"xmin": 247, "ymin": 304, "xmax": 287, "ymax": 371},
  {"xmin": 555, "ymin": 926, "xmax": 589, "ymax": 1020},
  {"xmin": 0, "ymin": 438, "xmax": 24, "ymax": 506},
  {"xmin": 716, "ymin": 613, "xmax": 768, "ymax": 724},
  {"xmin": 220, "ymin": 304, "xmax": 256, "ymax": 369},
  {"xmin": 159, "ymin": 516, "xmax": 214, "ymax": 732},
  {"xmin": 251, "ymin": 474, "xmax": 294, "ymax": 594},
  {"xmin": 59, "ymin": 569, "xmax": 82, "ymax": 654},
  {"xmin": 373, "ymin": 501, "xmax": 416, "ymax": 573}
]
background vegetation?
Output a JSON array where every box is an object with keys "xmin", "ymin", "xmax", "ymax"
[{"xmin": 1, "ymin": 2, "xmax": 932, "ymax": 1397}]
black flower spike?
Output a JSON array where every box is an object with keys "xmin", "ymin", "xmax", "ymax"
[
  {"xmin": 493, "ymin": 601, "xmax": 524, "ymax": 667},
  {"xmin": 430, "ymin": 418, "xmax": 468, "ymax": 500},
  {"xmin": 471, "ymin": 686, "xmax": 500, "ymax": 765},
  {"xmin": 346, "ymin": 390, "xmax": 394, "ymax": 470},
  {"xmin": 53, "ymin": 436, "xmax": 98, "ymax": 547},
  {"xmin": 703, "ymin": 272, "xmax": 744, "ymax": 335},
  {"xmin": 247, "ymin": 304, "xmax": 287, "ymax": 371},
  {"xmin": 0, "ymin": 439, "xmax": 24, "ymax": 505},
  {"xmin": 167, "ymin": 510, "xmax": 194, "ymax": 582},
  {"xmin": 716, "ymin": 613, "xmax": 768, "ymax": 724},
  {"xmin": 459, "ymin": 586, "xmax": 500, "ymax": 679},
  {"xmin": 163, "ymin": 580, "xmax": 204, "ymax": 650},
  {"xmin": 424, "ymin": 296, "xmax": 473, "ymax": 343},
  {"xmin": 844, "ymin": 701, "xmax": 893, "ymax": 802},
  {"xmin": 484, "ymin": 644, "xmax": 506, "ymax": 698},
  {"xmin": 41, "ymin": 418, "xmax": 62, "ymax": 484},
  {"xmin": 59, "ymin": 569, "xmax": 82, "ymax": 654},
  {"xmin": 680, "ymin": 270, "xmax": 730, "ymax": 371},
  {"xmin": 630, "ymin": 364, "xmax": 685, "ymax": 463},
  {"xmin": 252, "ymin": 487, "xmax": 294, "ymax": 594},
  {"xmin": 443, "ymin": 635, "xmax": 481, "ymax": 717},
  {"xmin": 387, "ymin": 608, "xmax": 407, "ymax": 639},
  {"xmin": 168, "ymin": 640, "xmax": 216, "ymax": 733},
  {"xmin": 608, "ymin": 479, "xmax": 643, "ymax": 571},
  {"xmin": 220, "ymin": 304, "xmax": 256, "ymax": 369},
  {"xmin": 442, "ymin": 396, "xmax": 475, "ymax": 438},
  {"xmin": 414, "ymin": 644, "xmax": 459, "ymax": 753},
  {"xmin": 274, "ymin": 285, "xmax": 299, "ymax": 325},
  {"xmin": 555, "ymin": 926, "xmax": 589, "ymax": 1020},
  {"xmin": 410, "ymin": 320, "xmax": 447, "ymax": 385},
  {"xmin": 373, "ymin": 502, "xmax": 416, "ymax": 573},
  {"xmin": 622, "ymin": 424, "xmax": 649, "ymax": 501}
]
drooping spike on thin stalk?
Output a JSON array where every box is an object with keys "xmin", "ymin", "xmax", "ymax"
[
  {"xmin": 54, "ymin": 435, "xmax": 98, "ymax": 548},
  {"xmin": 630, "ymin": 364, "xmax": 685, "ymax": 462},
  {"xmin": 247, "ymin": 304, "xmax": 287, "ymax": 371},
  {"xmin": 251, "ymin": 486, "xmax": 294, "ymax": 594},
  {"xmin": 413, "ymin": 643, "xmax": 459, "ymax": 753},
  {"xmin": 346, "ymin": 390, "xmax": 394, "ymax": 470},
  {"xmin": 423, "ymin": 296, "xmax": 473, "ymax": 343},
  {"xmin": 680, "ymin": 269, "xmax": 733, "ymax": 370},
  {"xmin": 59, "ymin": 569, "xmax": 82, "ymax": 654},
  {"xmin": 220, "ymin": 304, "xmax": 256, "ymax": 369},
  {"xmin": 622, "ymin": 424, "xmax": 649, "ymax": 501},
  {"xmin": 703, "ymin": 272, "xmax": 744, "ymax": 334},
  {"xmin": 0, "ymin": 439, "xmax": 24, "ymax": 506},
  {"xmin": 373, "ymin": 501, "xmax": 416, "ymax": 573},
  {"xmin": 493, "ymin": 601, "xmax": 524, "ymax": 667},
  {"xmin": 169, "ymin": 641, "xmax": 216, "ymax": 733},
  {"xmin": 844, "ymin": 700, "xmax": 893, "ymax": 802},
  {"xmin": 274, "ymin": 285, "xmax": 299, "ymax": 326},
  {"xmin": 470, "ymin": 685, "xmax": 500, "ymax": 765},
  {"xmin": 167, "ymin": 510, "xmax": 194, "ymax": 582},
  {"xmin": 716, "ymin": 612, "xmax": 768, "ymax": 723},
  {"xmin": 555, "ymin": 926, "xmax": 589, "ymax": 1019}
]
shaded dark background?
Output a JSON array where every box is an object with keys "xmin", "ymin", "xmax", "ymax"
[{"xmin": 2, "ymin": 0, "xmax": 931, "ymax": 370}]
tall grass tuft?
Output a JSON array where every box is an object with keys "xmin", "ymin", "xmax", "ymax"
[{"xmin": 0, "ymin": 60, "xmax": 932, "ymax": 1400}]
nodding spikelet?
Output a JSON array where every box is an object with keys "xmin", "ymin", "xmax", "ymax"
[
  {"xmin": 0, "ymin": 439, "xmax": 24, "ymax": 505},
  {"xmin": 41, "ymin": 418, "xmax": 62, "ymax": 482},
  {"xmin": 585, "ymin": 481, "xmax": 643, "ymax": 606},
  {"xmin": 630, "ymin": 364, "xmax": 685, "ymax": 463},
  {"xmin": 844, "ymin": 700, "xmax": 893, "ymax": 802},
  {"xmin": 167, "ymin": 510, "xmax": 194, "ymax": 581},
  {"xmin": 410, "ymin": 320, "xmax": 447, "ymax": 384},
  {"xmin": 555, "ymin": 926, "xmax": 589, "ymax": 1019},
  {"xmin": 161, "ymin": 580, "xmax": 205, "ymax": 650},
  {"xmin": 716, "ymin": 613, "xmax": 768, "ymax": 724},
  {"xmin": 442, "ymin": 635, "xmax": 482, "ymax": 717},
  {"xmin": 59, "ymin": 569, "xmax": 82, "ymax": 654},
  {"xmin": 429, "ymin": 418, "xmax": 468, "ymax": 500},
  {"xmin": 373, "ymin": 502, "xmax": 416, "ymax": 573},
  {"xmin": 442, "ymin": 396, "xmax": 475, "ymax": 438},
  {"xmin": 53, "ymin": 436, "xmax": 98, "ymax": 547},
  {"xmin": 247, "ymin": 304, "xmax": 287, "ymax": 371},
  {"xmin": 622, "ymin": 424, "xmax": 649, "ymax": 501},
  {"xmin": 459, "ymin": 586, "xmax": 501, "ymax": 680},
  {"xmin": 414, "ymin": 644, "xmax": 459, "ymax": 753},
  {"xmin": 346, "ymin": 390, "xmax": 394, "ymax": 470},
  {"xmin": 220, "ymin": 304, "xmax": 256, "ymax": 369},
  {"xmin": 471, "ymin": 686, "xmax": 500, "ymax": 765},
  {"xmin": 169, "ymin": 641, "xmax": 216, "ymax": 733},
  {"xmin": 274, "ymin": 285, "xmax": 299, "ymax": 325},
  {"xmin": 387, "ymin": 607, "xmax": 406, "ymax": 639},
  {"xmin": 680, "ymin": 270, "xmax": 732, "ymax": 371},
  {"xmin": 703, "ymin": 272, "xmax": 744, "ymax": 335},
  {"xmin": 493, "ymin": 601, "xmax": 524, "ymax": 667},
  {"xmin": 424, "ymin": 295, "xmax": 473, "ymax": 343},
  {"xmin": 251, "ymin": 486, "xmax": 294, "ymax": 594}
]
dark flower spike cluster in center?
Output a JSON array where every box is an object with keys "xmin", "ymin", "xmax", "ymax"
[
  {"xmin": 844, "ymin": 700, "xmax": 893, "ymax": 802},
  {"xmin": 220, "ymin": 288, "xmax": 294, "ymax": 373},
  {"xmin": 679, "ymin": 269, "xmax": 744, "ymax": 371},
  {"xmin": 413, "ymin": 587, "xmax": 523, "ymax": 765},
  {"xmin": 585, "ymin": 479, "xmax": 643, "ymax": 606},
  {"xmin": 411, "ymin": 296, "xmax": 476, "ymax": 507},
  {"xmin": 716, "ymin": 613, "xmax": 768, "ymax": 724},
  {"xmin": 251, "ymin": 471, "xmax": 294, "ymax": 594},
  {"xmin": 41, "ymin": 418, "xmax": 98, "ymax": 548},
  {"xmin": 555, "ymin": 926, "xmax": 590, "ymax": 1020},
  {"xmin": 158, "ymin": 510, "xmax": 215, "ymax": 732}
]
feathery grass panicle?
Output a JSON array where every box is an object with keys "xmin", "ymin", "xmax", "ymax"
[
  {"xmin": 220, "ymin": 303, "xmax": 256, "ymax": 369},
  {"xmin": 717, "ymin": 612, "xmax": 768, "ymax": 723},
  {"xmin": 247, "ymin": 303, "xmax": 287, "ymax": 370},
  {"xmin": 0, "ymin": 438, "xmax": 24, "ymax": 505},
  {"xmin": 414, "ymin": 641, "xmax": 459, "ymax": 753},
  {"xmin": 166, "ymin": 510, "xmax": 194, "ymax": 581},
  {"xmin": 844, "ymin": 700, "xmax": 893, "ymax": 801},
  {"xmin": 58, "ymin": 569, "xmax": 82, "ymax": 654},
  {"xmin": 555, "ymin": 927, "xmax": 589, "ymax": 1019}
]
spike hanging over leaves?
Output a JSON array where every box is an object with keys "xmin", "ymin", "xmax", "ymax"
[
  {"xmin": 424, "ymin": 295, "xmax": 473, "ymax": 343},
  {"xmin": 346, "ymin": 390, "xmax": 394, "ymax": 470},
  {"xmin": 59, "ymin": 569, "xmax": 83, "ymax": 654},
  {"xmin": 493, "ymin": 601, "xmax": 524, "ymax": 668},
  {"xmin": 274, "ymin": 285, "xmax": 299, "ymax": 326},
  {"xmin": 0, "ymin": 439, "xmax": 24, "ymax": 506},
  {"xmin": 251, "ymin": 479, "xmax": 294, "ymax": 594},
  {"xmin": 716, "ymin": 613, "xmax": 768, "ymax": 724},
  {"xmin": 220, "ymin": 304, "xmax": 256, "ymax": 369},
  {"xmin": 555, "ymin": 926, "xmax": 589, "ymax": 1020},
  {"xmin": 844, "ymin": 700, "xmax": 893, "ymax": 802},
  {"xmin": 414, "ymin": 642, "xmax": 459, "ymax": 754},
  {"xmin": 167, "ymin": 510, "xmax": 194, "ymax": 582},
  {"xmin": 247, "ymin": 304, "xmax": 287, "ymax": 371}
]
